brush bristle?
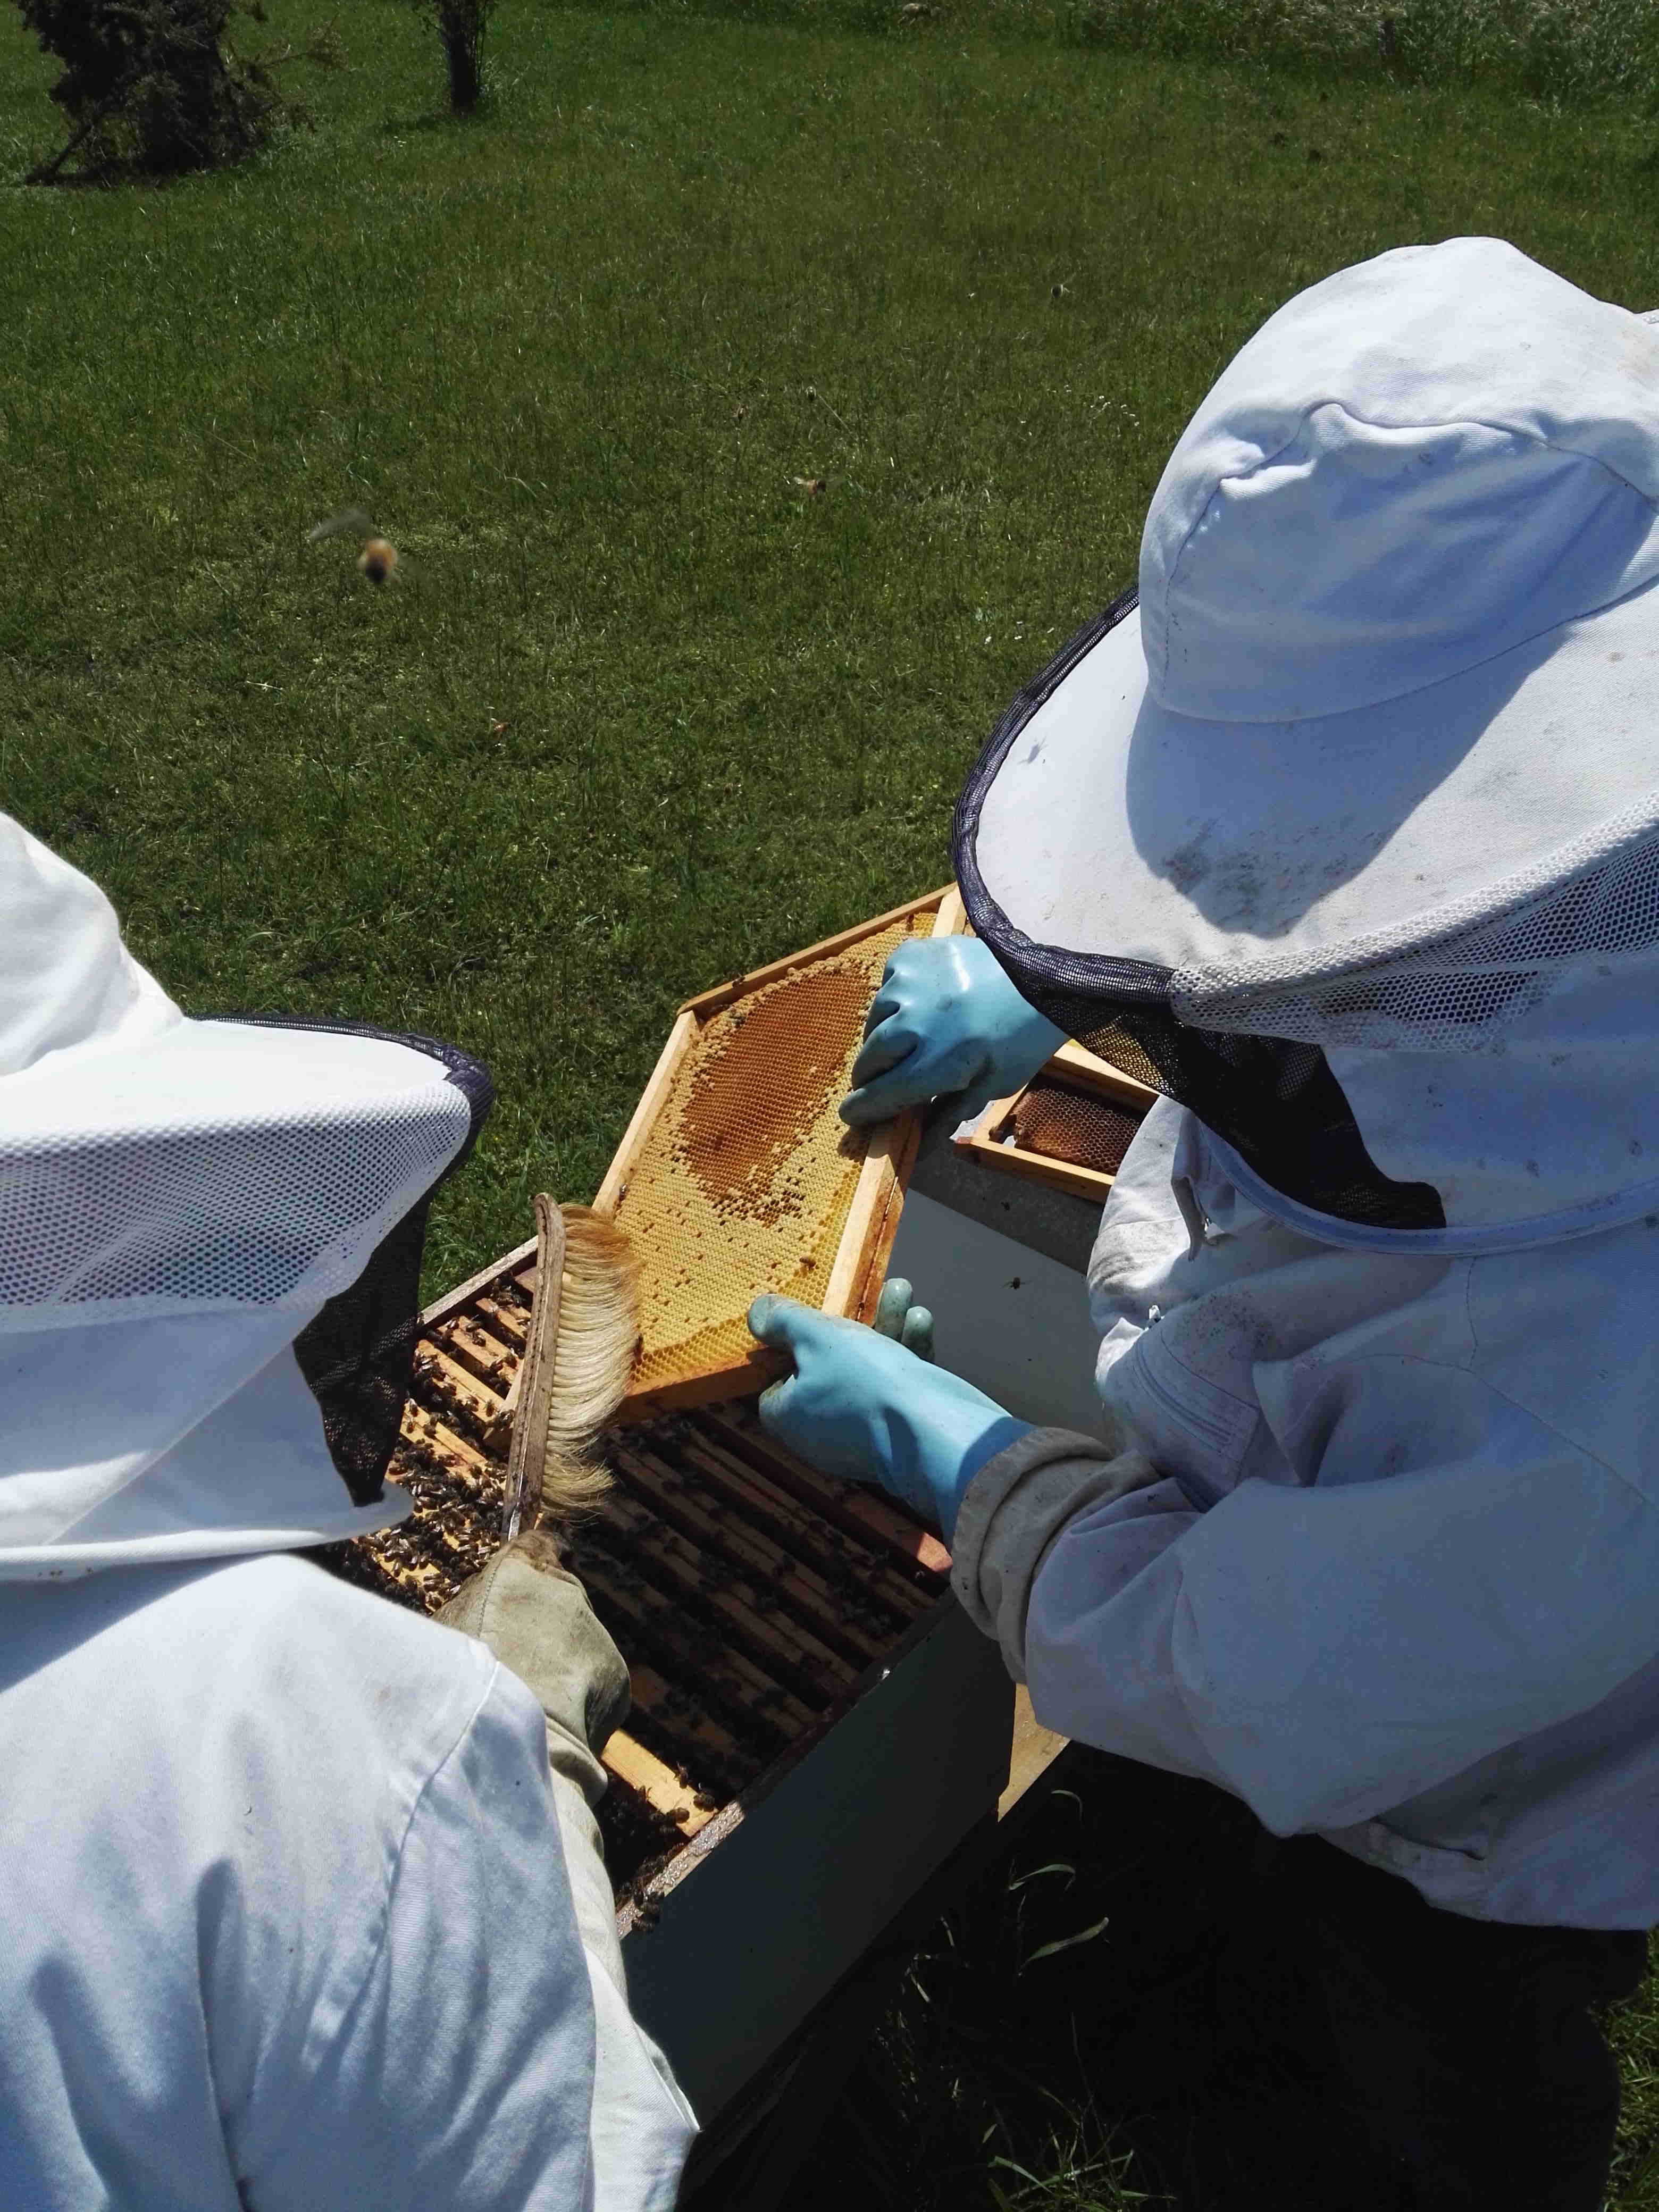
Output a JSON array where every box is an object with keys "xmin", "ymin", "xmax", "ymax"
[{"xmin": 535, "ymin": 1205, "xmax": 641, "ymax": 1519}]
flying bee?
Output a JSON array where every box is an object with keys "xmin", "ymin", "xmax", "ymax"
[{"xmin": 307, "ymin": 507, "xmax": 400, "ymax": 585}]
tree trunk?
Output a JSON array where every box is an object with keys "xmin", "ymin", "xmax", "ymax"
[{"xmin": 439, "ymin": 13, "xmax": 482, "ymax": 111}]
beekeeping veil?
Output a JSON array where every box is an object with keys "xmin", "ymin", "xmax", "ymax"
[
  {"xmin": 955, "ymin": 238, "xmax": 1659, "ymax": 1253},
  {"xmin": 0, "ymin": 812, "xmax": 491, "ymax": 1577}
]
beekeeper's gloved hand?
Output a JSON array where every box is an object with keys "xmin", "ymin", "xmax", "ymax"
[
  {"xmin": 748, "ymin": 1283, "xmax": 1030, "ymax": 1543},
  {"xmin": 840, "ymin": 936, "xmax": 1066, "ymax": 1127},
  {"xmin": 440, "ymin": 1534, "xmax": 633, "ymax": 1988},
  {"xmin": 440, "ymin": 1531, "xmax": 629, "ymax": 1802}
]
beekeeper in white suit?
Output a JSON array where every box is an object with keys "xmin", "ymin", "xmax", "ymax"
[
  {"xmin": 751, "ymin": 238, "xmax": 1659, "ymax": 2208},
  {"xmin": 0, "ymin": 812, "xmax": 694, "ymax": 2209}
]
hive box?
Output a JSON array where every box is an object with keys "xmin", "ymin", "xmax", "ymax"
[{"xmin": 347, "ymin": 886, "xmax": 1013, "ymax": 2154}]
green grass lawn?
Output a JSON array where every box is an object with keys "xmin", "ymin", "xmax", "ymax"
[
  {"xmin": 4, "ymin": 5, "xmax": 1659, "ymax": 2202},
  {"xmin": 5, "ymin": 1, "xmax": 1657, "ymax": 1295},
  {"xmin": 799, "ymin": 1750, "xmax": 1659, "ymax": 2210}
]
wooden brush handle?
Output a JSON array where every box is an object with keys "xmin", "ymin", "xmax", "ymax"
[{"xmin": 501, "ymin": 1195, "xmax": 566, "ymax": 1543}]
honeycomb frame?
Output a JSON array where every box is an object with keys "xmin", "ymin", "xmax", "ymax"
[
  {"xmin": 593, "ymin": 885, "xmax": 967, "ymax": 1417},
  {"xmin": 953, "ymin": 1038, "xmax": 1158, "ymax": 1203}
]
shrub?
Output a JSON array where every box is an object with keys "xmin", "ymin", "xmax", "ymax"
[{"xmin": 15, "ymin": 0, "xmax": 344, "ymax": 183}]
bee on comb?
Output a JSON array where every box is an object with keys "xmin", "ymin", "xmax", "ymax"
[{"xmin": 307, "ymin": 507, "xmax": 400, "ymax": 585}]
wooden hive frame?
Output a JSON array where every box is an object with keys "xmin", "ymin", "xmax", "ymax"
[
  {"xmin": 369, "ymin": 1254, "xmax": 968, "ymax": 1834},
  {"xmin": 953, "ymin": 1038, "xmax": 1159, "ymax": 1203},
  {"xmin": 593, "ymin": 885, "xmax": 966, "ymax": 1417}
]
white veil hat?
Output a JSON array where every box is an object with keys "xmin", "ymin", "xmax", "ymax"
[
  {"xmin": 0, "ymin": 814, "xmax": 479, "ymax": 1575},
  {"xmin": 955, "ymin": 239, "xmax": 1659, "ymax": 1241}
]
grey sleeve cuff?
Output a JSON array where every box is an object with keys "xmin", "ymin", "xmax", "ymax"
[{"xmin": 950, "ymin": 1426, "xmax": 1164, "ymax": 1683}]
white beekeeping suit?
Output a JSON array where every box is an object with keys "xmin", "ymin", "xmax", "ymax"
[
  {"xmin": 0, "ymin": 813, "xmax": 695, "ymax": 2208},
  {"xmin": 946, "ymin": 238, "xmax": 1659, "ymax": 1928}
]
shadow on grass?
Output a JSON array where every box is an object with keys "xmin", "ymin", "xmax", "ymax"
[
  {"xmin": 790, "ymin": 1751, "xmax": 1659, "ymax": 2212},
  {"xmin": 379, "ymin": 105, "xmax": 503, "ymax": 133}
]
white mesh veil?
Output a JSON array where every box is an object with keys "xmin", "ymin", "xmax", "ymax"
[
  {"xmin": 958, "ymin": 593, "xmax": 1659, "ymax": 1245},
  {"xmin": 1174, "ymin": 801, "xmax": 1659, "ymax": 1052},
  {"xmin": 0, "ymin": 1047, "xmax": 472, "ymax": 1321},
  {"xmin": 0, "ymin": 814, "xmax": 490, "ymax": 1573}
]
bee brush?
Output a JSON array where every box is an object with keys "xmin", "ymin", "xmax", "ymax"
[{"xmin": 498, "ymin": 1196, "xmax": 641, "ymax": 1541}]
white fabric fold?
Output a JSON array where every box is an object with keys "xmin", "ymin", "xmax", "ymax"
[
  {"xmin": 0, "ymin": 1554, "xmax": 695, "ymax": 2210},
  {"xmin": 950, "ymin": 1425, "xmax": 1161, "ymax": 1683},
  {"xmin": 980, "ymin": 1097, "xmax": 1659, "ymax": 1925}
]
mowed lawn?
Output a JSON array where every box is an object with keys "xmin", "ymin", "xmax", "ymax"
[{"xmin": 4, "ymin": 6, "xmax": 1659, "ymax": 2203}]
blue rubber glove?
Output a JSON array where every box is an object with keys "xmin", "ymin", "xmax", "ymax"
[
  {"xmin": 840, "ymin": 936, "xmax": 1067, "ymax": 1127},
  {"xmin": 748, "ymin": 1283, "xmax": 1030, "ymax": 1543}
]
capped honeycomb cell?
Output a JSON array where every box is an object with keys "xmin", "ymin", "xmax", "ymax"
[
  {"xmin": 954, "ymin": 1039, "xmax": 1158, "ymax": 1204},
  {"xmin": 1012, "ymin": 1076, "xmax": 1143, "ymax": 1176}
]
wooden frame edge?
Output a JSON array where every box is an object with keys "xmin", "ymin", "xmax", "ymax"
[
  {"xmin": 593, "ymin": 1007, "xmax": 700, "ymax": 1217},
  {"xmin": 428, "ymin": 891, "xmax": 971, "ymax": 1341},
  {"xmin": 678, "ymin": 885, "xmax": 956, "ymax": 1018},
  {"xmin": 944, "ymin": 1034, "xmax": 1160, "ymax": 1205},
  {"xmin": 1050, "ymin": 1037, "xmax": 1161, "ymax": 1109},
  {"xmin": 616, "ymin": 1349, "xmax": 787, "ymax": 1422},
  {"xmin": 827, "ymin": 1108, "xmax": 923, "ymax": 1321},
  {"xmin": 822, "ymin": 883, "xmax": 965, "ymax": 1319},
  {"xmin": 956, "ymin": 1122, "xmax": 1119, "ymax": 1203},
  {"xmin": 420, "ymin": 1233, "xmax": 540, "ymax": 1328},
  {"xmin": 953, "ymin": 1086, "xmax": 1121, "ymax": 1204},
  {"xmin": 603, "ymin": 1727, "xmax": 718, "ymax": 1839},
  {"xmin": 601, "ymin": 884, "xmax": 968, "ymax": 1412}
]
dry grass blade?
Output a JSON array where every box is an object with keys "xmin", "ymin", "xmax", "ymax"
[{"xmin": 1020, "ymin": 1914, "xmax": 1111, "ymax": 1973}]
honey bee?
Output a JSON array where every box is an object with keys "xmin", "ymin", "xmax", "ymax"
[{"xmin": 307, "ymin": 507, "xmax": 400, "ymax": 585}]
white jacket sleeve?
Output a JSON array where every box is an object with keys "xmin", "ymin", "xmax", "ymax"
[
  {"xmin": 952, "ymin": 1371, "xmax": 1659, "ymax": 1838},
  {"xmin": 234, "ymin": 1659, "xmax": 693, "ymax": 2212},
  {"xmin": 433, "ymin": 1540, "xmax": 698, "ymax": 2211},
  {"xmin": 541, "ymin": 1707, "xmax": 698, "ymax": 2205}
]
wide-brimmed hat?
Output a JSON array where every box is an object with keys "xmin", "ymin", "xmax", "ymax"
[
  {"xmin": 0, "ymin": 814, "xmax": 490, "ymax": 1573},
  {"xmin": 953, "ymin": 239, "xmax": 1659, "ymax": 1243},
  {"xmin": 958, "ymin": 237, "xmax": 1659, "ymax": 1006}
]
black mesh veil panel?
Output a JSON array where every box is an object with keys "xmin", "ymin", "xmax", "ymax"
[
  {"xmin": 214, "ymin": 1018, "xmax": 495, "ymax": 1505},
  {"xmin": 952, "ymin": 592, "xmax": 1446, "ymax": 1233}
]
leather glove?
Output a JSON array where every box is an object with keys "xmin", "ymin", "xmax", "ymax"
[
  {"xmin": 439, "ymin": 1531, "xmax": 630, "ymax": 1807},
  {"xmin": 440, "ymin": 1534, "xmax": 634, "ymax": 1993},
  {"xmin": 748, "ymin": 1283, "xmax": 1030, "ymax": 1544},
  {"xmin": 840, "ymin": 935, "xmax": 1066, "ymax": 1127}
]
